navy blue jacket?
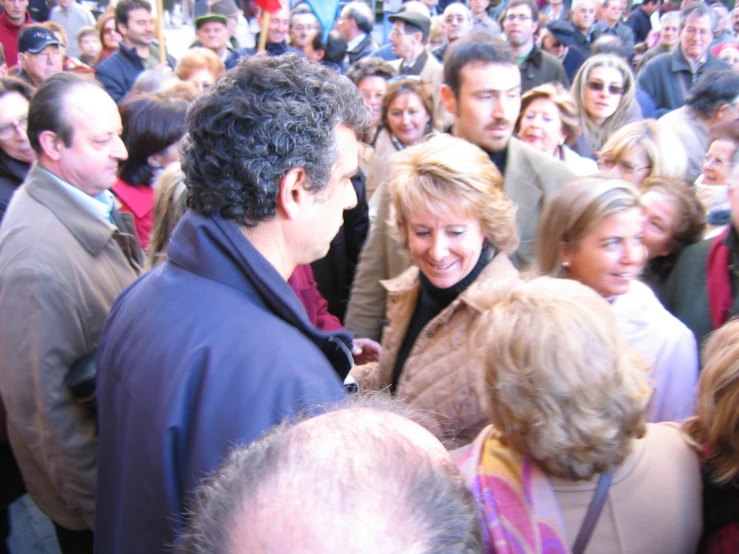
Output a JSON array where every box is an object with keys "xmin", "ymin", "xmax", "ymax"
[
  {"xmin": 95, "ymin": 42, "xmax": 176, "ymax": 104},
  {"xmin": 94, "ymin": 211, "xmax": 350, "ymax": 554}
]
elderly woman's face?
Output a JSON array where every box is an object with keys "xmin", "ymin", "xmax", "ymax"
[
  {"xmin": 599, "ymin": 143, "xmax": 652, "ymax": 187},
  {"xmin": 387, "ymin": 92, "xmax": 430, "ymax": 147},
  {"xmin": 406, "ymin": 208, "xmax": 485, "ymax": 289},
  {"xmin": 517, "ymin": 98, "xmax": 567, "ymax": 157},
  {"xmin": 720, "ymin": 46, "xmax": 739, "ymax": 71},
  {"xmin": 560, "ymin": 207, "xmax": 645, "ymax": 298},
  {"xmin": 702, "ymin": 139, "xmax": 735, "ymax": 185},
  {"xmin": 583, "ymin": 66, "xmax": 624, "ymax": 125},
  {"xmin": 0, "ymin": 92, "xmax": 34, "ymax": 164},
  {"xmin": 186, "ymin": 68, "xmax": 217, "ymax": 93},
  {"xmin": 641, "ymin": 190, "xmax": 679, "ymax": 260}
]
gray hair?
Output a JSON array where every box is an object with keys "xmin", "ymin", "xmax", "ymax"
[
  {"xmin": 342, "ymin": 1, "xmax": 374, "ymax": 33},
  {"xmin": 680, "ymin": 1, "xmax": 713, "ymax": 30},
  {"xmin": 183, "ymin": 54, "xmax": 370, "ymax": 227},
  {"xmin": 571, "ymin": 0, "xmax": 595, "ymax": 11},
  {"xmin": 176, "ymin": 393, "xmax": 484, "ymax": 554},
  {"xmin": 660, "ymin": 10, "xmax": 680, "ymax": 26}
]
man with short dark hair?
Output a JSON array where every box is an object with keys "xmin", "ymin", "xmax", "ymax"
[
  {"xmin": 94, "ymin": 55, "xmax": 369, "ymax": 554},
  {"xmin": 177, "ymin": 396, "xmax": 484, "ymax": 554},
  {"xmin": 638, "ymin": 2, "xmax": 730, "ymax": 116},
  {"xmin": 626, "ymin": 0, "xmax": 660, "ymax": 44},
  {"xmin": 0, "ymin": 72, "xmax": 142, "ymax": 554},
  {"xmin": 339, "ymin": 1, "xmax": 378, "ymax": 64},
  {"xmin": 660, "ymin": 69, "xmax": 739, "ymax": 183},
  {"xmin": 502, "ymin": 0, "xmax": 569, "ymax": 93},
  {"xmin": 94, "ymin": 0, "xmax": 175, "ymax": 103},
  {"xmin": 592, "ymin": 0, "xmax": 635, "ymax": 58},
  {"xmin": 16, "ymin": 25, "xmax": 62, "ymax": 86},
  {"xmin": 345, "ymin": 32, "xmax": 574, "ymax": 340},
  {"xmin": 0, "ymin": 0, "xmax": 31, "ymax": 67}
]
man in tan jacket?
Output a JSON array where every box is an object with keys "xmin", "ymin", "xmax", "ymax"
[
  {"xmin": 0, "ymin": 73, "xmax": 142, "ymax": 553},
  {"xmin": 345, "ymin": 32, "xmax": 574, "ymax": 340}
]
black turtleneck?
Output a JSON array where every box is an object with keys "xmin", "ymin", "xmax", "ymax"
[
  {"xmin": 391, "ymin": 244, "xmax": 492, "ymax": 391},
  {"xmin": 488, "ymin": 147, "xmax": 508, "ymax": 177}
]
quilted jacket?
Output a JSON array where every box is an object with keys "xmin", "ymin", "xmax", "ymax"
[{"xmin": 351, "ymin": 252, "xmax": 520, "ymax": 449}]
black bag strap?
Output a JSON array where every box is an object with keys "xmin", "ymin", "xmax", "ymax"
[{"xmin": 572, "ymin": 466, "xmax": 613, "ymax": 554}]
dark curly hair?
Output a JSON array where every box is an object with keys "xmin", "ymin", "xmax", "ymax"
[{"xmin": 182, "ymin": 54, "xmax": 369, "ymax": 227}]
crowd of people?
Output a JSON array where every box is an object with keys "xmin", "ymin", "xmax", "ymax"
[{"xmin": 0, "ymin": 0, "xmax": 737, "ymax": 552}]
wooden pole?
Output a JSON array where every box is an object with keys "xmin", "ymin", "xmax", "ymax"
[
  {"xmin": 257, "ymin": 11, "xmax": 270, "ymax": 53},
  {"xmin": 156, "ymin": 0, "xmax": 166, "ymax": 64}
]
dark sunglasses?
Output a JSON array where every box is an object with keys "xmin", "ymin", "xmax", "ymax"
[
  {"xmin": 586, "ymin": 81, "xmax": 624, "ymax": 95},
  {"xmin": 551, "ymin": 41, "xmax": 564, "ymax": 48}
]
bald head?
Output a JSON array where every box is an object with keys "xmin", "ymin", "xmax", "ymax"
[{"xmin": 179, "ymin": 396, "xmax": 483, "ymax": 554}]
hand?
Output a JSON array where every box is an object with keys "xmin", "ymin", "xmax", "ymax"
[{"xmin": 352, "ymin": 338, "xmax": 382, "ymax": 365}]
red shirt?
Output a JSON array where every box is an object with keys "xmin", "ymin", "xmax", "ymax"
[
  {"xmin": 112, "ymin": 178, "xmax": 153, "ymax": 250},
  {"xmin": 0, "ymin": 11, "xmax": 31, "ymax": 68}
]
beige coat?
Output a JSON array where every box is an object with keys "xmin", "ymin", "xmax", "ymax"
[
  {"xmin": 345, "ymin": 138, "xmax": 574, "ymax": 340},
  {"xmin": 351, "ymin": 253, "xmax": 520, "ymax": 449},
  {"xmin": 0, "ymin": 164, "xmax": 142, "ymax": 529},
  {"xmin": 552, "ymin": 423, "xmax": 702, "ymax": 554}
]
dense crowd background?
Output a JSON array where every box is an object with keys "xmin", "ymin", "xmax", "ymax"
[{"xmin": 0, "ymin": 0, "xmax": 738, "ymax": 552}]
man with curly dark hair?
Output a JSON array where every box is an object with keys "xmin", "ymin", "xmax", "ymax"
[{"xmin": 94, "ymin": 54, "xmax": 370, "ymax": 554}]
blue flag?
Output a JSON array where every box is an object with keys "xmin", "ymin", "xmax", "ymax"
[{"xmin": 303, "ymin": 0, "xmax": 341, "ymax": 41}]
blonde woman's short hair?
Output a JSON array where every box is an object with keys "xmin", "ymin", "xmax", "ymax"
[
  {"xmin": 684, "ymin": 319, "xmax": 739, "ymax": 484},
  {"xmin": 515, "ymin": 83, "xmax": 581, "ymax": 146},
  {"xmin": 599, "ymin": 119, "xmax": 687, "ymax": 181},
  {"xmin": 535, "ymin": 176, "xmax": 641, "ymax": 276},
  {"xmin": 481, "ymin": 277, "xmax": 650, "ymax": 480},
  {"xmin": 388, "ymin": 134, "xmax": 519, "ymax": 253}
]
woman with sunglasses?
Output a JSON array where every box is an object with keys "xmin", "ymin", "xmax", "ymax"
[
  {"xmin": 96, "ymin": 7, "xmax": 121, "ymax": 65},
  {"xmin": 570, "ymin": 54, "xmax": 640, "ymax": 160},
  {"xmin": 365, "ymin": 77, "xmax": 437, "ymax": 201}
]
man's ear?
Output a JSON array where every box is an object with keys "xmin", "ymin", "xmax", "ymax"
[
  {"xmin": 440, "ymin": 84, "xmax": 458, "ymax": 116},
  {"xmin": 276, "ymin": 167, "xmax": 309, "ymax": 221},
  {"xmin": 0, "ymin": 63, "xmax": 8, "ymax": 77},
  {"xmin": 38, "ymin": 130, "xmax": 63, "ymax": 161}
]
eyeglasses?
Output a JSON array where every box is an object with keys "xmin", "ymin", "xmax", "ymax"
[
  {"xmin": 599, "ymin": 159, "xmax": 651, "ymax": 174},
  {"xmin": 292, "ymin": 24, "xmax": 315, "ymax": 32},
  {"xmin": 551, "ymin": 40, "xmax": 564, "ymax": 48},
  {"xmin": 704, "ymin": 154, "xmax": 733, "ymax": 169},
  {"xmin": 683, "ymin": 26, "xmax": 711, "ymax": 38},
  {"xmin": 504, "ymin": 13, "xmax": 532, "ymax": 22},
  {"xmin": 28, "ymin": 47, "xmax": 63, "ymax": 62},
  {"xmin": 0, "ymin": 116, "xmax": 28, "ymax": 140},
  {"xmin": 586, "ymin": 81, "xmax": 624, "ymax": 95}
]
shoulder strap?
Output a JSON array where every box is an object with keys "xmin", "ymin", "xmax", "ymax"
[{"xmin": 572, "ymin": 466, "xmax": 613, "ymax": 554}]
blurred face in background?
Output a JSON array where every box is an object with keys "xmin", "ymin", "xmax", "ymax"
[
  {"xmin": 0, "ymin": 92, "xmax": 34, "ymax": 164},
  {"xmin": 517, "ymin": 97, "xmax": 567, "ymax": 156},
  {"xmin": 386, "ymin": 91, "xmax": 431, "ymax": 147},
  {"xmin": 358, "ymin": 75, "xmax": 387, "ymax": 126}
]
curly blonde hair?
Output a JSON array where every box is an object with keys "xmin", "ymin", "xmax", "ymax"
[
  {"xmin": 684, "ymin": 319, "xmax": 739, "ymax": 484},
  {"xmin": 515, "ymin": 83, "xmax": 581, "ymax": 146},
  {"xmin": 388, "ymin": 134, "xmax": 519, "ymax": 254},
  {"xmin": 480, "ymin": 277, "xmax": 650, "ymax": 480}
]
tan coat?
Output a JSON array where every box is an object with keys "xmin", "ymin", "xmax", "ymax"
[
  {"xmin": 0, "ymin": 164, "xmax": 142, "ymax": 529},
  {"xmin": 351, "ymin": 253, "xmax": 520, "ymax": 449}
]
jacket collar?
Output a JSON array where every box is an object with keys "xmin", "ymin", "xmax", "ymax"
[
  {"xmin": 23, "ymin": 163, "xmax": 120, "ymax": 256},
  {"xmin": 671, "ymin": 45, "xmax": 699, "ymax": 72},
  {"xmin": 166, "ymin": 211, "xmax": 355, "ymax": 379},
  {"xmin": 521, "ymin": 46, "xmax": 543, "ymax": 68},
  {"xmin": 382, "ymin": 251, "xmax": 519, "ymax": 313}
]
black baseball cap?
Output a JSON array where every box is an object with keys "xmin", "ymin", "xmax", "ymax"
[{"xmin": 18, "ymin": 25, "xmax": 61, "ymax": 54}]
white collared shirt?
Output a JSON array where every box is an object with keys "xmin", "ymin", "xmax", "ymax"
[{"xmin": 41, "ymin": 167, "xmax": 114, "ymax": 223}]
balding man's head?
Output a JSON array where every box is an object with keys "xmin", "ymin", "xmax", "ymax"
[{"xmin": 179, "ymin": 395, "xmax": 483, "ymax": 554}]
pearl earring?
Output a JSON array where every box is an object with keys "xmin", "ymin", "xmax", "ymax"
[{"xmin": 562, "ymin": 261, "xmax": 570, "ymax": 268}]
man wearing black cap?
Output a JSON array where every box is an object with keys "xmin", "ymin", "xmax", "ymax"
[
  {"xmin": 544, "ymin": 19, "xmax": 587, "ymax": 82},
  {"xmin": 192, "ymin": 13, "xmax": 246, "ymax": 70},
  {"xmin": 16, "ymin": 25, "xmax": 62, "ymax": 86}
]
